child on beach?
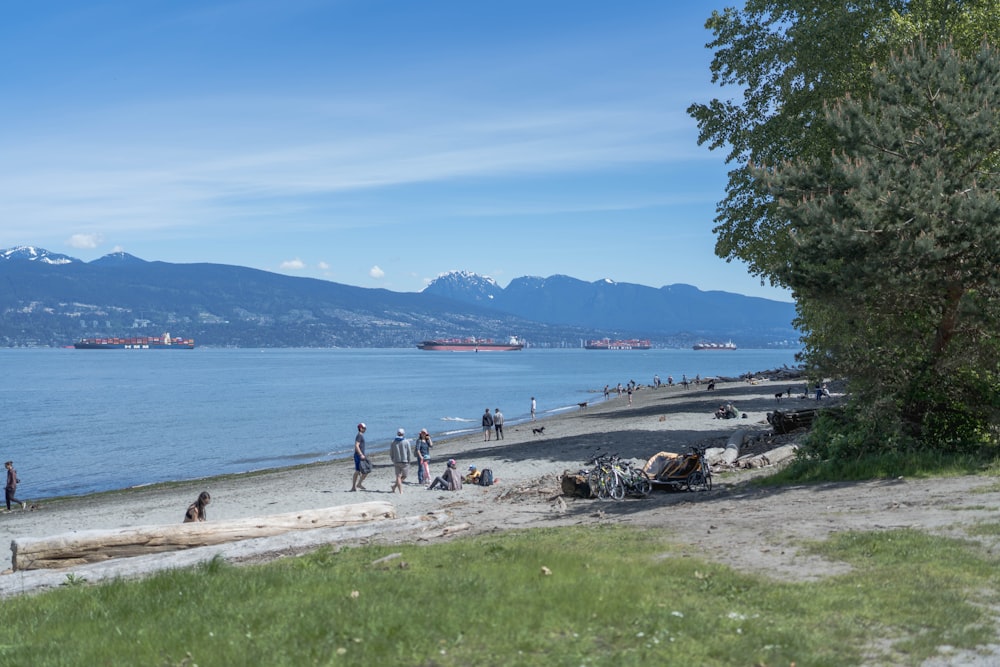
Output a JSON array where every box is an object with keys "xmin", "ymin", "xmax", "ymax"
[{"xmin": 184, "ymin": 491, "xmax": 211, "ymax": 522}]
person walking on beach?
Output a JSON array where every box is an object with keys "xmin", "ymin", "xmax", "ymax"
[
  {"xmin": 183, "ymin": 491, "xmax": 211, "ymax": 522},
  {"xmin": 493, "ymin": 408, "xmax": 504, "ymax": 440},
  {"xmin": 415, "ymin": 429, "xmax": 432, "ymax": 485},
  {"xmin": 389, "ymin": 428, "xmax": 412, "ymax": 493},
  {"xmin": 482, "ymin": 408, "xmax": 494, "ymax": 441},
  {"xmin": 530, "ymin": 396, "xmax": 536, "ymax": 420},
  {"xmin": 350, "ymin": 422, "xmax": 369, "ymax": 492},
  {"xmin": 427, "ymin": 459, "xmax": 463, "ymax": 491},
  {"xmin": 4, "ymin": 460, "xmax": 25, "ymax": 511}
]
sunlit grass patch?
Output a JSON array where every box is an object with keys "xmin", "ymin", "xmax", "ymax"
[{"xmin": 0, "ymin": 525, "xmax": 998, "ymax": 666}]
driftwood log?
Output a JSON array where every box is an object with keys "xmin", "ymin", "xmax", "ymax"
[
  {"xmin": 737, "ymin": 444, "xmax": 799, "ymax": 469},
  {"xmin": 718, "ymin": 429, "xmax": 746, "ymax": 466},
  {"xmin": 1, "ymin": 511, "xmax": 449, "ymax": 598},
  {"xmin": 767, "ymin": 408, "xmax": 818, "ymax": 434},
  {"xmin": 11, "ymin": 501, "xmax": 395, "ymax": 571},
  {"xmin": 561, "ymin": 471, "xmax": 592, "ymax": 498}
]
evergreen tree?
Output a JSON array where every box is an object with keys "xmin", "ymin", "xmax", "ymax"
[{"xmin": 759, "ymin": 40, "xmax": 1000, "ymax": 449}]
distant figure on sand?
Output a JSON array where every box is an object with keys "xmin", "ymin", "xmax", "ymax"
[
  {"xmin": 493, "ymin": 408, "xmax": 504, "ymax": 440},
  {"xmin": 5, "ymin": 460, "xmax": 25, "ymax": 511},
  {"xmin": 428, "ymin": 459, "xmax": 463, "ymax": 491},
  {"xmin": 389, "ymin": 428, "xmax": 412, "ymax": 493},
  {"xmin": 350, "ymin": 422, "xmax": 369, "ymax": 492},
  {"xmin": 530, "ymin": 396, "xmax": 536, "ymax": 420},
  {"xmin": 415, "ymin": 429, "xmax": 432, "ymax": 485},
  {"xmin": 184, "ymin": 491, "xmax": 211, "ymax": 522},
  {"xmin": 482, "ymin": 408, "xmax": 494, "ymax": 441}
]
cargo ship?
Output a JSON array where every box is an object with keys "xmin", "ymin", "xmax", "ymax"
[
  {"xmin": 584, "ymin": 338, "xmax": 651, "ymax": 350},
  {"xmin": 417, "ymin": 336, "xmax": 524, "ymax": 352},
  {"xmin": 73, "ymin": 333, "xmax": 195, "ymax": 350},
  {"xmin": 693, "ymin": 341, "xmax": 737, "ymax": 351}
]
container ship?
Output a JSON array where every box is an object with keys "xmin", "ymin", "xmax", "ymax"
[
  {"xmin": 692, "ymin": 341, "xmax": 737, "ymax": 351},
  {"xmin": 73, "ymin": 333, "xmax": 196, "ymax": 350},
  {"xmin": 584, "ymin": 338, "xmax": 651, "ymax": 350},
  {"xmin": 416, "ymin": 336, "xmax": 524, "ymax": 352}
]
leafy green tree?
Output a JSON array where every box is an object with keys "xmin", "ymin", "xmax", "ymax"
[
  {"xmin": 689, "ymin": 2, "xmax": 1000, "ymax": 452},
  {"xmin": 759, "ymin": 39, "xmax": 1000, "ymax": 449},
  {"xmin": 689, "ymin": 0, "xmax": 1000, "ymax": 282}
]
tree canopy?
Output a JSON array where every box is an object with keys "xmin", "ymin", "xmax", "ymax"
[
  {"xmin": 689, "ymin": 0, "xmax": 1000, "ymax": 283},
  {"xmin": 762, "ymin": 40, "xmax": 1000, "ymax": 447},
  {"xmin": 689, "ymin": 1, "xmax": 1000, "ymax": 450}
]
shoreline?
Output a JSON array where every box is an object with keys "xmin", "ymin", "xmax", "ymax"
[{"xmin": 1, "ymin": 376, "xmax": 811, "ymax": 547}]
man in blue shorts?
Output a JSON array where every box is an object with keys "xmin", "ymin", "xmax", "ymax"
[{"xmin": 350, "ymin": 422, "xmax": 368, "ymax": 491}]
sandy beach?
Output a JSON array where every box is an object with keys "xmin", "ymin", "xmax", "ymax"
[
  {"xmin": 5, "ymin": 377, "xmax": 1000, "ymax": 609},
  {"xmin": 1, "ymin": 379, "xmax": 783, "ymax": 541}
]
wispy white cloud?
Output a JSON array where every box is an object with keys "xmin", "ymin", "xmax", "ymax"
[
  {"xmin": 67, "ymin": 233, "xmax": 103, "ymax": 249},
  {"xmin": 279, "ymin": 258, "xmax": 305, "ymax": 270},
  {"xmin": 369, "ymin": 265, "xmax": 384, "ymax": 280}
]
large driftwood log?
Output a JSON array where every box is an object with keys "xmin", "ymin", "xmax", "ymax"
[
  {"xmin": 1, "ymin": 512, "xmax": 449, "ymax": 598},
  {"xmin": 767, "ymin": 408, "xmax": 818, "ymax": 434},
  {"xmin": 12, "ymin": 501, "xmax": 395, "ymax": 571},
  {"xmin": 737, "ymin": 444, "xmax": 799, "ymax": 469},
  {"xmin": 718, "ymin": 429, "xmax": 746, "ymax": 466}
]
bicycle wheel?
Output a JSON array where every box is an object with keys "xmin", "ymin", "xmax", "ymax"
[
  {"xmin": 633, "ymin": 470, "xmax": 652, "ymax": 496},
  {"xmin": 587, "ymin": 469, "xmax": 606, "ymax": 499},
  {"xmin": 687, "ymin": 471, "xmax": 705, "ymax": 492},
  {"xmin": 609, "ymin": 476, "xmax": 626, "ymax": 500}
]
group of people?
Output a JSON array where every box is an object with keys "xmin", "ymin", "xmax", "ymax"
[
  {"xmin": 481, "ymin": 407, "xmax": 505, "ymax": 441},
  {"xmin": 350, "ymin": 422, "xmax": 475, "ymax": 494},
  {"xmin": 714, "ymin": 402, "xmax": 740, "ymax": 419}
]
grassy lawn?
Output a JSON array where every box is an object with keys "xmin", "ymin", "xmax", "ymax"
[{"xmin": 0, "ymin": 523, "xmax": 998, "ymax": 666}]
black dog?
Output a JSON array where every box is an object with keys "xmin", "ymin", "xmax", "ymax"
[
  {"xmin": 775, "ymin": 392, "xmax": 783, "ymax": 402},
  {"xmin": 577, "ymin": 401, "xmax": 588, "ymax": 410},
  {"xmin": 532, "ymin": 426, "xmax": 546, "ymax": 435}
]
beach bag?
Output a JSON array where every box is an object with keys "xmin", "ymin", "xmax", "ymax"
[
  {"xmin": 359, "ymin": 458, "xmax": 372, "ymax": 475},
  {"xmin": 478, "ymin": 468, "xmax": 494, "ymax": 486}
]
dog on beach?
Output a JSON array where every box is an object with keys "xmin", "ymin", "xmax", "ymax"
[
  {"xmin": 577, "ymin": 401, "xmax": 588, "ymax": 410},
  {"xmin": 775, "ymin": 392, "xmax": 783, "ymax": 402},
  {"xmin": 532, "ymin": 426, "xmax": 546, "ymax": 435}
]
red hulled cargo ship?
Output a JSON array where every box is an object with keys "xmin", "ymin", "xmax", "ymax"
[{"xmin": 417, "ymin": 336, "xmax": 524, "ymax": 352}]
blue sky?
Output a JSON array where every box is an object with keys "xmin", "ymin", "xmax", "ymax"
[{"xmin": 1, "ymin": 1, "xmax": 791, "ymax": 302}]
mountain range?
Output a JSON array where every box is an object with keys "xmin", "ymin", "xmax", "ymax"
[{"xmin": 0, "ymin": 246, "xmax": 798, "ymax": 348}]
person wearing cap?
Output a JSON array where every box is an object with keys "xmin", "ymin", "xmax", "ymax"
[
  {"xmin": 350, "ymin": 422, "xmax": 368, "ymax": 492},
  {"xmin": 427, "ymin": 459, "xmax": 463, "ymax": 491},
  {"xmin": 389, "ymin": 428, "xmax": 412, "ymax": 494},
  {"xmin": 415, "ymin": 429, "xmax": 432, "ymax": 485},
  {"xmin": 463, "ymin": 464, "xmax": 481, "ymax": 485}
]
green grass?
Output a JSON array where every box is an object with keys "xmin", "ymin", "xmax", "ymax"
[
  {"xmin": 1, "ymin": 524, "xmax": 999, "ymax": 666},
  {"xmin": 760, "ymin": 449, "xmax": 998, "ymax": 485}
]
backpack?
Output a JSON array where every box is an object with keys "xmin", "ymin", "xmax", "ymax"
[{"xmin": 478, "ymin": 468, "xmax": 494, "ymax": 486}]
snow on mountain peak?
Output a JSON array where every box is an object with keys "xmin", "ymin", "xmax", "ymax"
[{"xmin": 0, "ymin": 246, "xmax": 77, "ymax": 264}]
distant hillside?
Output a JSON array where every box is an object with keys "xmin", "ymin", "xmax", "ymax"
[
  {"xmin": 424, "ymin": 272, "xmax": 798, "ymax": 344},
  {"xmin": 0, "ymin": 246, "xmax": 798, "ymax": 348}
]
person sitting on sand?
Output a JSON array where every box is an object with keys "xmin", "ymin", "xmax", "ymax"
[
  {"xmin": 463, "ymin": 465, "xmax": 481, "ymax": 485},
  {"xmin": 428, "ymin": 459, "xmax": 463, "ymax": 491},
  {"xmin": 184, "ymin": 491, "xmax": 211, "ymax": 522}
]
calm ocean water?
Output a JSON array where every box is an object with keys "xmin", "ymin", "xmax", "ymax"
[{"xmin": 0, "ymin": 347, "xmax": 799, "ymax": 499}]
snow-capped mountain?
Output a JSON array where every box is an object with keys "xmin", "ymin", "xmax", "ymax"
[
  {"xmin": 0, "ymin": 245, "xmax": 79, "ymax": 265},
  {"xmin": 422, "ymin": 270, "xmax": 503, "ymax": 303}
]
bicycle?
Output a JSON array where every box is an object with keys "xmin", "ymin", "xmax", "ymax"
[{"xmin": 585, "ymin": 453, "xmax": 652, "ymax": 500}]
